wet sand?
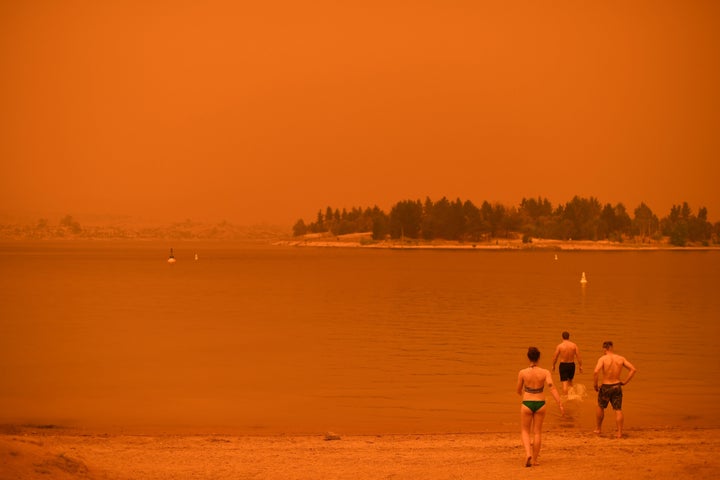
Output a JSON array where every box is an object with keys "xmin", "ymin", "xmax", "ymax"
[{"xmin": 2, "ymin": 425, "xmax": 718, "ymax": 479}]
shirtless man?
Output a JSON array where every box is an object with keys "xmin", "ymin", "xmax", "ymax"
[
  {"xmin": 593, "ymin": 341, "xmax": 637, "ymax": 438},
  {"xmin": 551, "ymin": 331, "xmax": 583, "ymax": 395}
]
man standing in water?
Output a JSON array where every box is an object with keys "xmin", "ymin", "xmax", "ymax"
[
  {"xmin": 552, "ymin": 331, "xmax": 583, "ymax": 395},
  {"xmin": 593, "ymin": 341, "xmax": 637, "ymax": 438}
]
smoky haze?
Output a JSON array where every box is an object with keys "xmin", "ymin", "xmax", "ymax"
[{"xmin": 1, "ymin": 1, "xmax": 719, "ymax": 226}]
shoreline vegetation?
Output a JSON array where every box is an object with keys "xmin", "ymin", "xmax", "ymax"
[
  {"xmin": 1, "ymin": 227, "xmax": 718, "ymax": 251},
  {"xmin": 293, "ymin": 196, "xmax": 720, "ymax": 248},
  {"xmin": 1, "ymin": 228, "xmax": 718, "ymax": 251},
  {"xmin": 275, "ymin": 231, "xmax": 720, "ymax": 250}
]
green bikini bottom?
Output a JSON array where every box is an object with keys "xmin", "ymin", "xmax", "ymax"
[{"xmin": 522, "ymin": 400, "xmax": 546, "ymax": 413}]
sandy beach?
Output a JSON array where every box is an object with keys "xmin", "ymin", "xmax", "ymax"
[{"xmin": 2, "ymin": 424, "xmax": 718, "ymax": 480}]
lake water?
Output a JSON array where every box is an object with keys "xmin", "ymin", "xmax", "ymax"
[{"xmin": 1, "ymin": 241, "xmax": 719, "ymax": 435}]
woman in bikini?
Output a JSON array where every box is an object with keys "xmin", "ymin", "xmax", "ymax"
[{"xmin": 517, "ymin": 346, "xmax": 564, "ymax": 467}]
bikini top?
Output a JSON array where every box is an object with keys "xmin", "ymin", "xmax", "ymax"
[{"xmin": 524, "ymin": 385, "xmax": 544, "ymax": 394}]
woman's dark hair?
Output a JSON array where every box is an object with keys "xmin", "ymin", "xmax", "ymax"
[{"xmin": 527, "ymin": 347, "xmax": 541, "ymax": 362}]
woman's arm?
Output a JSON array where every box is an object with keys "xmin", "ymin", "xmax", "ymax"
[{"xmin": 516, "ymin": 371, "xmax": 524, "ymax": 396}]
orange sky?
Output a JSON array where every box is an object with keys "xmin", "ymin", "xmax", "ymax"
[{"xmin": 1, "ymin": 0, "xmax": 719, "ymax": 226}]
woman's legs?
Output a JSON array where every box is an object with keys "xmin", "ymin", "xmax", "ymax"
[
  {"xmin": 532, "ymin": 407, "xmax": 547, "ymax": 465},
  {"xmin": 520, "ymin": 405, "xmax": 534, "ymax": 466}
]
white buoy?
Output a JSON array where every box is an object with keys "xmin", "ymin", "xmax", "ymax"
[
  {"xmin": 554, "ymin": 254, "xmax": 558, "ymax": 260},
  {"xmin": 580, "ymin": 272, "xmax": 588, "ymax": 285},
  {"xmin": 168, "ymin": 248, "xmax": 176, "ymax": 264},
  {"xmin": 194, "ymin": 253, "xmax": 198, "ymax": 261}
]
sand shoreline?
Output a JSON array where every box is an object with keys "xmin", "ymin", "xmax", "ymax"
[
  {"xmin": 2, "ymin": 424, "xmax": 718, "ymax": 479},
  {"xmin": 275, "ymin": 234, "xmax": 719, "ymax": 251}
]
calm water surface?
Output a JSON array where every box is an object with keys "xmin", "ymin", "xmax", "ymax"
[{"xmin": 1, "ymin": 242, "xmax": 719, "ymax": 434}]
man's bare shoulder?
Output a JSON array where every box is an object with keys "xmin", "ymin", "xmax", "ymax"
[
  {"xmin": 605, "ymin": 354, "xmax": 628, "ymax": 369},
  {"xmin": 596, "ymin": 354, "xmax": 612, "ymax": 367}
]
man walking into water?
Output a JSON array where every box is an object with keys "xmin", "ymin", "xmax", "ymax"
[
  {"xmin": 593, "ymin": 341, "xmax": 637, "ymax": 438},
  {"xmin": 552, "ymin": 331, "xmax": 583, "ymax": 395}
]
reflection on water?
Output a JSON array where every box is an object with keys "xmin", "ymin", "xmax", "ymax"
[{"xmin": 1, "ymin": 242, "xmax": 719, "ymax": 434}]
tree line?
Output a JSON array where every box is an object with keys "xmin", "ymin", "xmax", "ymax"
[{"xmin": 292, "ymin": 196, "xmax": 719, "ymax": 246}]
